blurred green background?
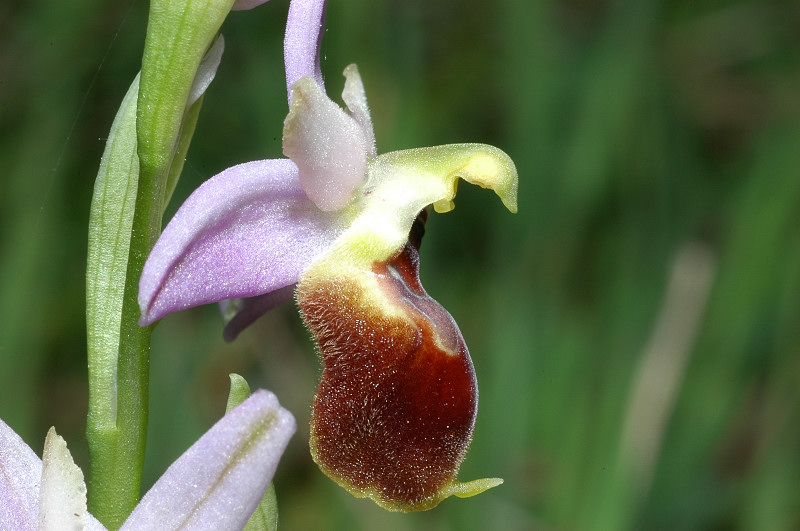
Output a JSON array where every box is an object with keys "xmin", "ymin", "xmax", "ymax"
[{"xmin": 2, "ymin": 0, "xmax": 800, "ymax": 529}]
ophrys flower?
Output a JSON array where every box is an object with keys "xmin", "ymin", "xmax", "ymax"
[{"xmin": 139, "ymin": 0, "xmax": 517, "ymax": 512}]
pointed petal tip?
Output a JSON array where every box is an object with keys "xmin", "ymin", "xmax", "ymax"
[
  {"xmin": 0, "ymin": 421, "xmax": 105, "ymax": 530},
  {"xmin": 187, "ymin": 34, "xmax": 224, "ymax": 107},
  {"xmin": 443, "ymin": 476, "xmax": 504, "ymax": 499},
  {"xmin": 331, "ymin": 475, "xmax": 504, "ymax": 513},
  {"xmin": 399, "ymin": 476, "xmax": 503, "ymax": 511},
  {"xmin": 231, "ymin": 0, "xmax": 270, "ymax": 10},
  {"xmin": 381, "ymin": 476, "xmax": 504, "ymax": 512},
  {"xmin": 451, "ymin": 144, "xmax": 518, "ymax": 214},
  {"xmin": 341, "ymin": 64, "xmax": 376, "ymax": 157},
  {"xmin": 137, "ymin": 300, "xmax": 158, "ymax": 327}
]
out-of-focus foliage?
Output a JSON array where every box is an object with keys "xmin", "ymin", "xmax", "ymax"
[{"xmin": 1, "ymin": 0, "xmax": 799, "ymax": 529}]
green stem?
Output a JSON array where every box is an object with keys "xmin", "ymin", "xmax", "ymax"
[
  {"xmin": 86, "ymin": 92, "xmax": 207, "ymax": 528},
  {"xmin": 85, "ymin": 1, "xmax": 239, "ymax": 526}
]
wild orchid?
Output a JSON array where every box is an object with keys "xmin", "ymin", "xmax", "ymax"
[
  {"xmin": 138, "ymin": 0, "xmax": 518, "ymax": 513},
  {"xmin": 0, "ymin": 389, "xmax": 295, "ymax": 530}
]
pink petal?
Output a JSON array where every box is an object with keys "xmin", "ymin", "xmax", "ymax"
[
  {"xmin": 121, "ymin": 390, "xmax": 296, "ymax": 531},
  {"xmin": 284, "ymin": 0, "xmax": 327, "ymax": 100},
  {"xmin": 283, "ymin": 77, "xmax": 368, "ymax": 211},
  {"xmin": 139, "ymin": 158, "xmax": 345, "ymax": 325},
  {"xmin": 220, "ymin": 284, "xmax": 296, "ymax": 342}
]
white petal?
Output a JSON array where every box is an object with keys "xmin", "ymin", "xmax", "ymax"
[
  {"xmin": 187, "ymin": 34, "xmax": 225, "ymax": 107},
  {"xmin": 138, "ymin": 159, "xmax": 344, "ymax": 327},
  {"xmin": 38, "ymin": 428, "xmax": 89, "ymax": 531}
]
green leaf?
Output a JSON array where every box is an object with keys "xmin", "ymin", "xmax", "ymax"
[
  {"xmin": 243, "ymin": 483, "xmax": 279, "ymax": 531},
  {"xmin": 85, "ymin": 74, "xmax": 144, "ymax": 528},
  {"xmin": 226, "ymin": 373, "xmax": 253, "ymax": 413}
]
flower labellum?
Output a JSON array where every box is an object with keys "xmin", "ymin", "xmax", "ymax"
[{"xmin": 299, "ymin": 213, "xmax": 502, "ymax": 511}]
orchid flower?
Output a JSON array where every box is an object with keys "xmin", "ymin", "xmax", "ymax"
[
  {"xmin": 0, "ymin": 390, "xmax": 295, "ymax": 530},
  {"xmin": 138, "ymin": 0, "xmax": 518, "ymax": 513}
]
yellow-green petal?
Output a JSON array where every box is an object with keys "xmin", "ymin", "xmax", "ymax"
[{"xmin": 310, "ymin": 143, "xmax": 518, "ymax": 273}]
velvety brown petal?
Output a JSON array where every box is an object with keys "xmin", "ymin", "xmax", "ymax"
[{"xmin": 298, "ymin": 237, "xmax": 494, "ymax": 511}]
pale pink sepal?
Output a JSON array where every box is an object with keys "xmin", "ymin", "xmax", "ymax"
[
  {"xmin": 121, "ymin": 390, "xmax": 296, "ymax": 531},
  {"xmin": 138, "ymin": 158, "xmax": 345, "ymax": 325},
  {"xmin": 284, "ymin": 0, "xmax": 327, "ymax": 99}
]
